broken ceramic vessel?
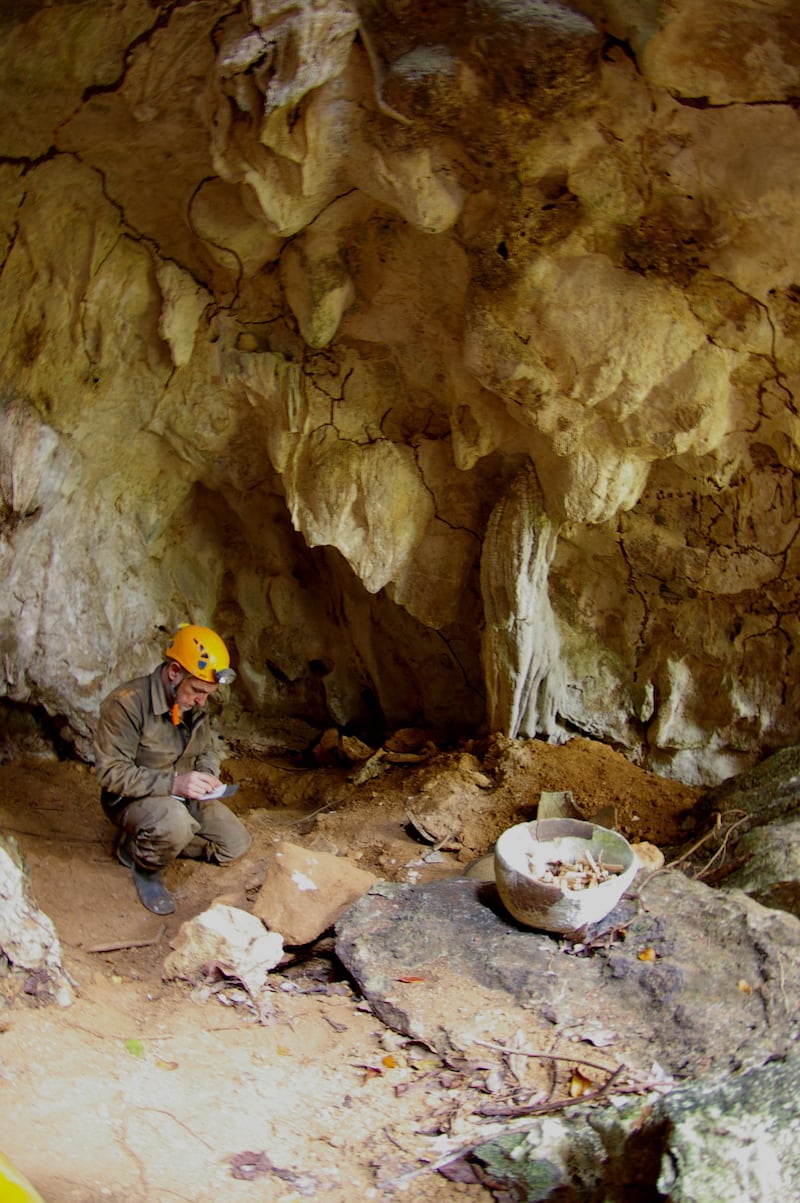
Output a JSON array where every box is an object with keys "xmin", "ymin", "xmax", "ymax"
[{"xmin": 494, "ymin": 818, "xmax": 637, "ymax": 934}]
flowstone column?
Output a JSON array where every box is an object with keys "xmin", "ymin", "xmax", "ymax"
[{"xmin": 480, "ymin": 468, "xmax": 566, "ymax": 740}]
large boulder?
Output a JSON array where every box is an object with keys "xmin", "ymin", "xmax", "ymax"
[
  {"xmin": 252, "ymin": 841, "xmax": 378, "ymax": 946},
  {"xmin": 336, "ymin": 855, "xmax": 800, "ymax": 1200}
]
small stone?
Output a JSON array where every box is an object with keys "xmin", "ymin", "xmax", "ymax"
[{"xmin": 633, "ymin": 842, "xmax": 666, "ymax": 872}]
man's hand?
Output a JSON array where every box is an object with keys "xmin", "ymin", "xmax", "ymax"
[{"xmin": 173, "ymin": 771, "xmax": 222, "ymax": 800}]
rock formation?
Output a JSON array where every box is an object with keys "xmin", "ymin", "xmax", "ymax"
[
  {"xmin": 0, "ymin": 834, "xmax": 75, "ymax": 1006},
  {"xmin": 1, "ymin": 0, "xmax": 799, "ymax": 784}
]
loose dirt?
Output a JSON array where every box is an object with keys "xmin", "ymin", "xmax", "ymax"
[{"xmin": 0, "ymin": 735, "xmax": 702, "ymax": 1202}]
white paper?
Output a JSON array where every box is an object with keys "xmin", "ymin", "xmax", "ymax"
[{"xmin": 172, "ymin": 783, "xmax": 239, "ymax": 801}]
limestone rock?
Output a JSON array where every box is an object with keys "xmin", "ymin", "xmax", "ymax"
[
  {"xmin": 0, "ymin": 0, "xmax": 799, "ymax": 785},
  {"xmin": 481, "ymin": 468, "xmax": 565, "ymax": 740},
  {"xmin": 0, "ymin": 0, "xmax": 155, "ymax": 159},
  {"xmin": 696, "ymin": 743, "xmax": 800, "ymax": 824},
  {"xmin": 311, "ymin": 727, "xmax": 343, "ymax": 765},
  {"xmin": 690, "ymin": 746, "xmax": 800, "ymax": 918},
  {"xmin": 722, "ymin": 822, "xmax": 800, "ymax": 918},
  {"xmin": 336, "ymin": 871, "xmax": 800, "ymax": 1079},
  {"xmin": 0, "ymin": 835, "xmax": 74, "ymax": 1007},
  {"xmin": 338, "ymin": 734, "xmax": 375, "ymax": 763},
  {"xmin": 155, "ymin": 261, "xmax": 211, "ymax": 369},
  {"xmin": 280, "ymin": 235, "xmax": 355, "ymax": 349},
  {"xmin": 639, "ymin": 0, "xmax": 800, "ymax": 105},
  {"xmin": 466, "ymin": 1050, "xmax": 800, "ymax": 1202},
  {"xmin": 162, "ymin": 903, "xmax": 284, "ymax": 996},
  {"xmin": 632, "ymin": 840, "xmax": 665, "ymax": 873},
  {"xmin": 253, "ymin": 841, "xmax": 378, "ymax": 946}
]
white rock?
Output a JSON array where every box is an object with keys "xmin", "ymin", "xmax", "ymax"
[
  {"xmin": 162, "ymin": 903, "xmax": 284, "ymax": 996},
  {"xmin": 0, "ymin": 835, "xmax": 74, "ymax": 1006}
]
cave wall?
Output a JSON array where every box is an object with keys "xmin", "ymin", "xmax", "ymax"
[{"xmin": 1, "ymin": 0, "xmax": 799, "ymax": 784}]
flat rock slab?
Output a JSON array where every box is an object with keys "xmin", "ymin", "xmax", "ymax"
[{"xmin": 336, "ymin": 871, "xmax": 800, "ymax": 1085}]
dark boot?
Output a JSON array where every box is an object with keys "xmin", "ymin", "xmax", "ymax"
[
  {"xmin": 114, "ymin": 831, "xmax": 175, "ymax": 915},
  {"xmin": 129, "ymin": 864, "xmax": 175, "ymax": 915}
]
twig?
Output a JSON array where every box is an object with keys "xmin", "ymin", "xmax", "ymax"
[
  {"xmin": 385, "ymin": 1067, "xmax": 628, "ymax": 1189},
  {"xmin": 406, "ymin": 808, "xmax": 461, "ymax": 852},
  {"xmin": 87, "ymin": 924, "xmax": 166, "ymax": 954},
  {"xmin": 283, "ymin": 800, "xmax": 338, "ymax": 826},
  {"xmin": 630, "ymin": 813, "xmax": 723, "ymax": 900},
  {"xmin": 583, "ymin": 920, "xmax": 631, "ymax": 950},
  {"xmin": 475, "ymin": 1064, "xmax": 626, "ymax": 1117},
  {"xmin": 432, "ymin": 831, "xmax": 461, "ymax": 853},
  {"xmin": 138, "ymin": 1107, "xmax": 215, "ymax": 1151},
  {"xmin": 692, "ymin": 813, "xmax": 750, "ymax": 880},
  {"xmin": 383, "ymin": 1126, "xmax": 412, "ymax": 1153},
  {"xmin": 473, "ymin": 1038, "xmax": 621, "ymax": 1079},
  {"xmin": 696, "ymin": 855, "xmax": 751, "ymax": 886},
  {"xmin": 669, "ymin": 812, "xmax": 723, "ymax": 868}
]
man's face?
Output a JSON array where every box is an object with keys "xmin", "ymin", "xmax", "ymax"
[
  {"xmin": 167, "ymin": 663, "xmax": 219, "ymax": 710},
  {"xmin": 176, "ymin": 675, "xmax": 218, "ymax": 710}
]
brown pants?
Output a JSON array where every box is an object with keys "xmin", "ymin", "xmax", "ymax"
[{"xmin": 116, "ymin": 793, "xmax": 251, "ymax": 870}]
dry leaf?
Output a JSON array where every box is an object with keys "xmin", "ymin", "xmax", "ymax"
[
  {"xmin": 737, "ymin": 979, "xmax": 752, "ymax": 993},
  {"xmin": 484, "ymin": 1067, "xmax": 507, "ymax": 1094},
  {"xmin": 350, "ymin": 1061, "xmax": 384, "ymax": 1079},
  {"xmin": 505, "ymin": 1029, "xmax": 531, "ymax": 1083},
  {"xmin": 438, "ymin": 1157, "xmax": 482, "ymax": 1184},
  {"xmin": 638, "ymin": 947, "xmax": 656, "ymax": 962},
  {"xmin": 578, "ymin": 1027, "xmax": 617, "ymax": 1048},
  {"xmin": 568, "ymin": 1070, "xmax": 594, "ymax": 1098}
]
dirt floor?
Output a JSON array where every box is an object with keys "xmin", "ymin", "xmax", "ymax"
[{"xmin": 0, "ymin": 734, "xmax": 703, "ymax": 1203}]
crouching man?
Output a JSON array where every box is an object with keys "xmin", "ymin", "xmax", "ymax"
[{"xmin": 94, "ymin": 624, "xmax": 251, "ymax": 916}]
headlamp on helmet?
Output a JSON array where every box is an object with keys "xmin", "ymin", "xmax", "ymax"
[{"xmin": 165, "ymin": 624, "xmax": 236, "ymax": 686}]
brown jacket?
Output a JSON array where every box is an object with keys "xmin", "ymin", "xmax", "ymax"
[{"xmin": 94, "ymin": 665, "xmax": 218, "ymax": 812}]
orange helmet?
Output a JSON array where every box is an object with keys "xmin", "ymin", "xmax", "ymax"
[{"xmin": 165, "ymin": 624, "xmax": 236, "ymax": 685}]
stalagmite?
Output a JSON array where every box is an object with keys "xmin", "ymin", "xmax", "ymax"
[{"xmin": 481, "ymin": 469, "xmax": 566, "ymax": 741}]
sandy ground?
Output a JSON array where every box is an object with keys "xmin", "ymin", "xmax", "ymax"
[{"xmin": 0, "ymin": 736, "xmax": 701, "ymax": 1202}]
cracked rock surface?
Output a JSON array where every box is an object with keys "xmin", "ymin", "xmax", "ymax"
[
  {"xmin": 335, "ymin": 870, "xmax": 800, "ymax": 1082},
  {"xmin": 1, "ymin": 1, "xmax": 799, "ymax": 784}
]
